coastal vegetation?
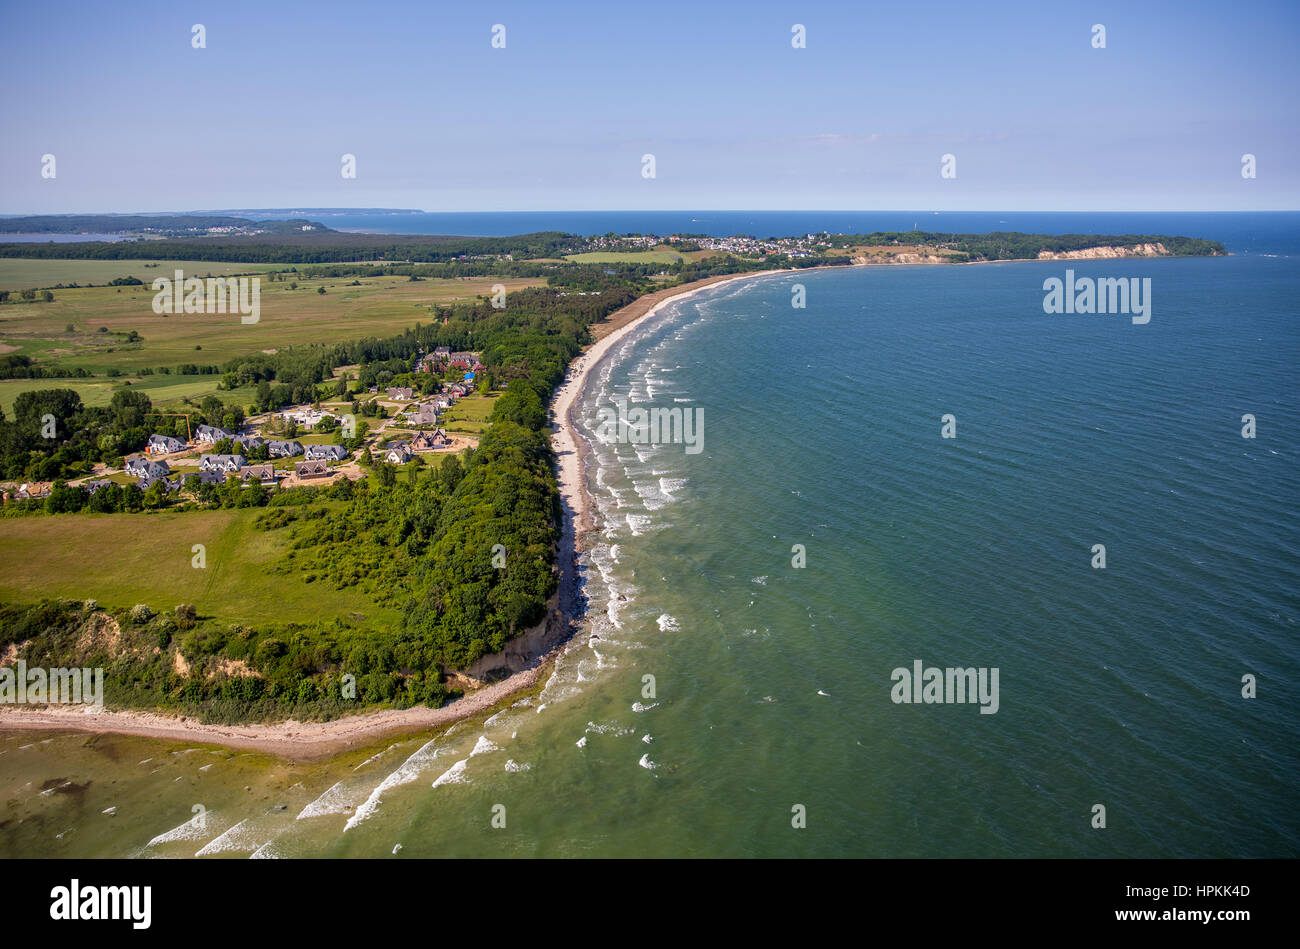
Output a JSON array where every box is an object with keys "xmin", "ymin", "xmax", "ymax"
[{"xmin": 0, "ymin": 224, "xmax": 1227, "ymax": 723}]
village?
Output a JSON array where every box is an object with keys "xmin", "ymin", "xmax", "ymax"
[{"xmin": 2, "ymin": 348, "xmax": 489, "ymax": 503}]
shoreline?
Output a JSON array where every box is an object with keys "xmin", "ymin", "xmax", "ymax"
[
  {"xmin": 0, "ymin": 269, "xmax": 781, "ymax": 759},
  {"xmin": 0, "ymin": 248, "xmax": 1208, "ymax": 756}
]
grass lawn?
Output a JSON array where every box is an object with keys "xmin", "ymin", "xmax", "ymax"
[
  {"xmin": 0, "ymin": 507, "xmax": 397, "ymax": 628},
  {"xmin": 439, "ymin": 391, "xmax": 497, "ymax": 435}
]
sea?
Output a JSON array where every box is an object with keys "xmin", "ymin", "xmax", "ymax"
[{"xmin": 1, "ymin": 211, "xmax": 1296, "ymax": 858}]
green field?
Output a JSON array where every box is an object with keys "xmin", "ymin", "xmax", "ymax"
[
  {"xmin": 0, "ymin": 374, "xmax": 257, "ymax": 416},
  {"xmin": 438, "ymin": 391, "xmax": 498, "ymax": 435},
  {"xmin": 0, "ymin": 269, "xmax": 542, "ymax": 373},
  {"xmin": 565, "ymin": 248, "xmax": 683, "ymax": 265},
  {"xmin": 0, "ymin": 507, "xmax": 397, "ymax": 628},
  {"xmin": 0, "ymin": 258, "xmax": 284, "ymax": 292}
]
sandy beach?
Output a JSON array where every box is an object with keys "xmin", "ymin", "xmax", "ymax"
[{"xmin": 0, "ymin": 268, "xmax": 782, "ymax": 759}]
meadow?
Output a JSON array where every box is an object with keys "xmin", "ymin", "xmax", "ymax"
[
  {"xmin": 0, "ymin": 506, "xmax": 397, "ymax": 628},
  {"xmin": 0, "ymin": 263, "xmax": 542, "ymax": 415},
  {"xmin": 0, "ymin": 374, "xmax": 258, "ymax": 416},
  {"xmin": 0, "ymin": 268, "xmax": 542, "ymax": 372},
  {"xmin": 0, "ymin": 257, "xmax": 283, "ymax": 292}
]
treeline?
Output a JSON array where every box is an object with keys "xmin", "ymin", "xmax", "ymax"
[
  {"xmin": 821, "ymin": 231, "xmax": 1227, "ymax": 259},
  {"xmin": 0, "ymin": 231, "xmax": 582, "ymax": 263},
  {"xmin": 0, "ymin": 388, "xmax": 155, "ymax": 481},
  {"xmin": 0, "ymin": 354, "xmax": 94, "ymax": 380}
]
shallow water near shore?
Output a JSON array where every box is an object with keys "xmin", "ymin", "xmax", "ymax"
[{"xmin": 3, "ymin": 239, "xmax": 1298, "ymax": 857}]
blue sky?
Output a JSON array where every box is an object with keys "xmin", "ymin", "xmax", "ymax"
[{"xmin": 1, "ymin": 0, "xmax": 1296, "ymax": 212}]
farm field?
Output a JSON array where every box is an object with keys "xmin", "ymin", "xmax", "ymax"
[
  {"xmin": 0, "ymin": 506, "xmax": 397, "ymax": 628},
  {"xmin": 0, "ymin": 258, "xmax": 284, "ymax": 292},
  {"xmin": 0, "ymin": 374, "xmax": 257, "ymax": 416},
  {"xmin": 0, "ymin": 271, "xmax": 543, "ymax": 372}
]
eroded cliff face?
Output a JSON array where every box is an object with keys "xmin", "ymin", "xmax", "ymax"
[
  {"xmin": 846, "ymin": 241, "xmax": 1180, "ymax": 266},
  {"xmin": 446, "ymin": 592, "xmax": 570, "ymax": 690},
  {"xmin": 1037, "ymin": 242, "xmax": 1170, "ymax": 259}
]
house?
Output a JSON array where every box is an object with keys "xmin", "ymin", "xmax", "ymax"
[
  {"xmin": 267, "ymin": 440, "xmax": 304, "ymax": 458},
  {"xmin": 410, "ymin": 429, "xmax": 449, "ymax": 452},
  {"xmin": 233, "ymin": 435, "xmax": 265, "ymax": 452},
  {"xmin": 240, "ymin": 464, "xmax": 277, "ymax": 486},
  {"xmin": 199, "ymin": 453, "xmax": 247, "ymax": 473},
  {"xmin": 384, "ymin": 441, "xmax": 412, "ymax": 464},
  {"xmin": 433, "ymin": 346, "xmax": 451, "ymax": 359},
  {"xmin": 146, "ymin": 433, "xmax": 186, "ymax": 454},
  {"xmin": 406, "ymin": 403, "xmax": 440, "ymax": 426},
  {"xmin": 304, "ymin": 444, "xmax": 348, "ymax": 462},
  {"xmin": 125, "ymin": 457, "xmax": 169, "ymax": 479},
  {"xmin": 386, "ymin": 386, "xmax": 414, "ymax": 401},
  {"xmin": 82, "ymin": 479, "xmax": 114, "ymax": 495},
  {"xmin": 137, "ymin": 474, "xmax": 180, "ymax": 493},
  {"xmin": 195, "ymin": 424, "xmax": 235, "ymax": 444},
  {"xmin": 294, "ymin": 459, "xmax": 329, "ymax": 479},
  {"xmin": 195, "ymin": 470, "xmax": 226, "ymax": 486}
]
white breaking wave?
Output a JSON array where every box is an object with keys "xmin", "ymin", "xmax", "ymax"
[
  {"xmin": 470, "ymin": 736, "xmax": 500, "ymax": 757},
  {"xmin": 296, "ymin": 781, "xmax": 355, "ymax": 820},
  {"xmin": 345, "ymin": 737, "xmax": 442, "ymax": 831},
  {"xmin": 657, "ymin": 614, "xmax": 679, "ymax": 632},
  {"xmin": 146, "ymin": 811, "xmax": 214, "ymax": 848},
  {"xmin": 196, "ymin": 818, "xmax": 272, "ymax": 857},
  {"xmin": 504, "ymin": 760, "xmax": 532, "ymax": 773},
  {"xmin": 638, "ymin": 753, "xmax": 658, "ymax": 770},
  {"xmin": 431, "ymin": 759, "xmax": 470, "ymax": 788}
]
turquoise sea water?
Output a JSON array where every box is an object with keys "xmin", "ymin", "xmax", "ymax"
[{"xmin": 2, "ymin": 243, "xmax": 1297, "ymax": 858}]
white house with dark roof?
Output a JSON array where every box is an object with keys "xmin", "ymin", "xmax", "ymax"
[
  {"xmin": 146, "ymin": 433, "xmax": 186, "ymax": 454},
  {"xmin": 406, "ymin": 402, "xmax": 440, "ymax": 426},
  {"xmin": 195, "ymin": 424, "xmax": 235, "ymax": 444},
  {"xmin": 199, "ymin": 453, "xmax": 247, "ymax": 473},
  {"xmin": 304, "ymin": 443, "xmax": 348, "ymax": 462},
  {"xmin": 267, "ymin": 440, "xmax": 304, "ymax": 458},
  {"xmin": 125, "ymin": 457, "xmax": 170, "ymax": 478}
]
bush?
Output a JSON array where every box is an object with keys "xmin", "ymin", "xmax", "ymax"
[{"xmin": 129, "ymin": 603, "xmax": 154, "ymax": 624}]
